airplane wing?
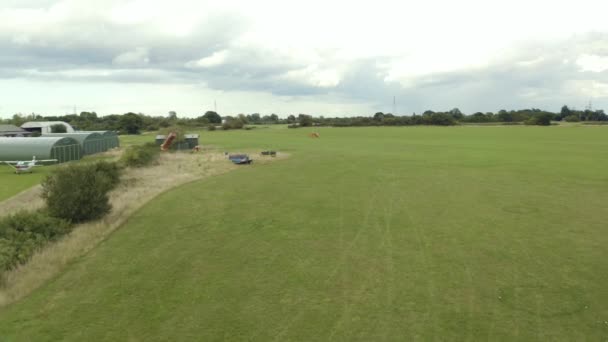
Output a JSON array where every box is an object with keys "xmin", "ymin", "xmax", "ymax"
[
  {"xmin": 37, "ymin": 159, "xmax": 58, "ymax": 163},
  {"xmin": 1, "ymin": 162, "xmax": 18, "ymax": 170},
  {"xmin": 1, "ymin": 161, "xmax": 20, "ymax": 164}
]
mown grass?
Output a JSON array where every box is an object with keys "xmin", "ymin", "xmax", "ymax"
[
  {"xmin": 1, "ymin": 126, "xmax": 607, "ymax": 340},
  {"xmin": 0, "ymin": 165, "xmax": 52, "ymax": 203},
  {"xmin": 0, "ymin": 152, "xmax": 121, "ymax": 204}
]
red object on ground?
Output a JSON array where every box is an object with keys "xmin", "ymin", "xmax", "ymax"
[{"xmin": 161, "ymin": 132, "xmax": 177, "ymax": 151}]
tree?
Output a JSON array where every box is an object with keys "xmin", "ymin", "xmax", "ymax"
[
  {"xmin": 497, "ymin": 109, "xmax": 512, "ymax": 122},
  {"xmin": 298, "ymin": 114, "xmax": 313, "ymax": 127},
  {"xmin": 560, "ymin": 105, "xmax": 571, "ymax": 120},
  {"xmin": 526, "ymin": 112, "xmax": 552, "ymax": 126},
  {"xmin": 373, "ymin": 112, "xmax": 385, "ymax": 121},
  {"xmin": 203, "ymin": 111, "xmax": 222, "ymax": 124},
  {"xmin": 222, "ymin": 118, "xmax": 244, "ymax": 130},
  {"xmin": 168, "ymin": 111, "xmax": 177, "ymax": 121},
  {"xmin": 42, "ymin": 161, "xmax": 121, "ymax": 223},
  {"xmin": 287, "ymin": 115, "xmax": 296, "ymax": 123},
  {"xmin": 449, "ymin": 108, "xmax": 464, "ymax": 120},
  {"xmin": 425, "ymin": 113, "xmax": 456, "ymax": 126},
  {"xmin": 50, "ymin": 124, "xmax": 67, "ymax": 133},
  {"xmin": 248, "ymin": 113, "xmax": 261, "ymax": 124},
  {"xmin": 238, "ymin": 114, "xmax": 248, "ymax": 124},
  {"xmin": 10, "ymin": 114, "xmax": 26, "ymax": 127},
  {"xmin": 119, "ymin": 112, "xmax": 144, "ymax": 134},
  {"xmin": 269, "ymin": 114, "xmax": 279, "ymax": 122},
  {"xmin": 564, "ymin": 115, "xmax": 580, "ymax": 122}
]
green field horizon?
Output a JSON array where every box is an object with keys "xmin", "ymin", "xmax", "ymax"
[{"xmin": 1, "ymin": 126, "xmax": 607, "ymax": 340}]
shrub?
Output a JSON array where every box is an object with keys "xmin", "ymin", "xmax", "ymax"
[
  {"xmin": 0, "ymin": 210, "xmax": 72, "ymax": 274},
  {"xmin": 42, "ymin": 161, "xmax": 122, "ymax": 223},
  {"xmin": 50, "ymin": 124, "xmax": 67, "ymax": 133},
  {"xmin": 525, "ymin": 113, "xmax": 552, "ymax": 126},
  {"xmin": 120, "ymin": 143, "xmax": 159, "ymax": 168},
  {"xmin": 564, "ymin": 115, "xmax": 580, "ymax": 122},
  {"xmin": 207, "ymin": 124, "xmax": 216, "ymax": 131},
  {"xmin": 424, "ymin": 113, "xmax": 457, "ymax": 126},
  {"xmin": 222, "ymin": 118, "xmax": 245, "ymax": 130}
]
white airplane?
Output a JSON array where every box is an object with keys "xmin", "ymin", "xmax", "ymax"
[{"xmin": 1, "ymin": 156, "xmax": 58, "ymax": 174}]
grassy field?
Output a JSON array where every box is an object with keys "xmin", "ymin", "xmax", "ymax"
[
  {"xmin": 0, "ymin": 151, "xmax": 121, "ymax": 203},
  {"xmin": 1, "ymin": 126, "xmax": 607, "ymax": 340},
  {"xmin": 0, "ymin": 164, "xmax": 52, "ymax": 202}
]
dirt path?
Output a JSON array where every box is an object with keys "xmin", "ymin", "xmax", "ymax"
[{"xmin": 0, "ymin": 150, "xmax": 286, "ymax": 307}]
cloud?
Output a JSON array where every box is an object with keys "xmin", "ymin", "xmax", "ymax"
[
  {"xmin": 186, "ymin": 50, "xmax": 229, "ymax": 69},
  {"xmin": 1, "ymin": 0, "xmax": 608, "ymax": 117},
  {"xmin": 576, "ymin": 54, "xmax": 608, "ymax": 72},
  {"xmin": 113, "ymin": 47, "xmax": 150, "ymax": 66}
]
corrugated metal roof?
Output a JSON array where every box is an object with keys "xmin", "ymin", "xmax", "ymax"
[
  {"xmin": 88, "ymin": 130, "xmax": 118, "ymax": 136},
  {"xmin": 42, "ymin": 132, "xmax": 103, "ymax": 144},
  {"xmin": 85, "ymin": 131, "xmax": 120, "ymax": 148},
  {"xmin": 21, "ymin": 121, "xmax": 72, "ymax": 128},
  {"xmin": 0, "ymin": 124, "xmax": 26, "ymax": 132},
  {"xmin": 0, "ymin": 137, "xmax": 73, "ymax": 146},
  {"xmin": 0, "ymin": 137, "xmax": 82, "ymax": 162}
]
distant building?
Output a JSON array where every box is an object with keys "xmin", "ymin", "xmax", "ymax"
[
  {"xmin": 21, "ymin": 121, "xmax": 75, "ymax": 134},
  {"xmin": 0, "ymin": 124, "xmax": 32, "ymax": 137}
]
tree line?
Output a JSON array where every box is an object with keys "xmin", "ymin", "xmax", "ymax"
[{"xmin": 1, "ymin": 105, "xmax": 606, "ymax": 133}]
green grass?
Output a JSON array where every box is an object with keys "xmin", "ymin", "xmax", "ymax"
[
  {"xmin": 1, "ymin": 126, "xmax": 608, "ymax": 340},
  {"xmin": 0, "ymin": 154, "xmax": 119, "ymax": 203},
  {"xmin": 0, "ymin": 164, "xmax": 52, "ymax": 202}
]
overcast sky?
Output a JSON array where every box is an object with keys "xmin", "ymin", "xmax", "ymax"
[{"xmin": 1, "ymin": 0, "xmax": 608, "ymax": 118}]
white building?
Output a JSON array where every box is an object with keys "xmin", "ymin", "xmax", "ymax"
[{"xmin": 21, "ymin": 121, "xmax": 75, "ymax": 134}]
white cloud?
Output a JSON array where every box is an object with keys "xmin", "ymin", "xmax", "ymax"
[
  {"xmin": 282, "ymin": 65, "xmax": 341, "ymax": 88},
  {"xmin": 2, "ymin": 0, "xmax": 608, "ymax": 116},
  {"xmin": 576, "ymin": 54, "xmax": 608, "ymax": 72},
  {"xmin": 113, "ymin": 47, "xmax": 150, "ymax": 66},
  {"xmin": 186, "ymin": 50, "xmax": 229, "ymax": 69}
]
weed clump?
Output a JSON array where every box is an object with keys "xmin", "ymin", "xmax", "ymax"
[{"xmin": 120, "ymin": 143, "xmax": 160, "ymax": 168}]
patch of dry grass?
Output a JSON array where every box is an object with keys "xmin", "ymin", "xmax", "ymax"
[
  {"xmin": 0, "ymin": 150, "xmax": 286, "ymax": 307},
  {"xmin": 0, "ymin": 186, "xmax": 44, "ymax": 217}
]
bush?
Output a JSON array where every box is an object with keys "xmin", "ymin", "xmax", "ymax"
[
  {"xmin": 207, "ymin": 124, "xmax": 216, "ymax": 131},
  {"xmin": 222, "ymin": 118, "xmax": 245, "ymax": 130},
  {"xmin": 0, "ymin": 210, "xmax": 72, "ymax": 274},
  {"xmin": 564, "ymin": 115, "xmax": 580, "ymax": 122},
  {"xmin": 424, "ymin": 113, "xmax": 457, "ymax": 126},
  {"xmin": 525, "ymin": 113, "xmax": 552, "ymax": 126},
  {"xmin": 42, "ymin": 161, "xmax": 122, "ymax": 223},
  {"xmin": 50, "ymin": 124, "xmax": 67, "ymax": 133},
  {"xmin": 120, "ymin": 143, "xmax": 160, "ymax": 168}
]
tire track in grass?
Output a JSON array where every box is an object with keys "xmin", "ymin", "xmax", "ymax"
[
  {"xmin": 326, "ymin": 178, "xmax": 382, "ymax": 340},
  {"xmin": 327, "ymin": 180, "xmax": 380, "ymax": 281},
  {"xmin": 379, "ymin": 187, "xmax": 395, "ymax": 341},
  {"xmin": 371, "ymin": 172, "xmax": 396, "ymax": 341},
  {"xmin": 327, "ymin": 280, "xmax": 374, "ymax": 341},
  {"xmin": 410, "ymin": 208, "xmax": 439, "ymax": 340},
  {"xmin": 271, "ymin": 306, "xmax": 306, "ymax": 342},
  {"xmin": 464, "ymin": 258, "xmax": 475, "ymax": 341}
]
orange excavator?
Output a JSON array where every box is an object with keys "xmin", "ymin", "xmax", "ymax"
[{"xmin": 160, "ymin": 132, "xmax": 177, "ymax": 151}]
